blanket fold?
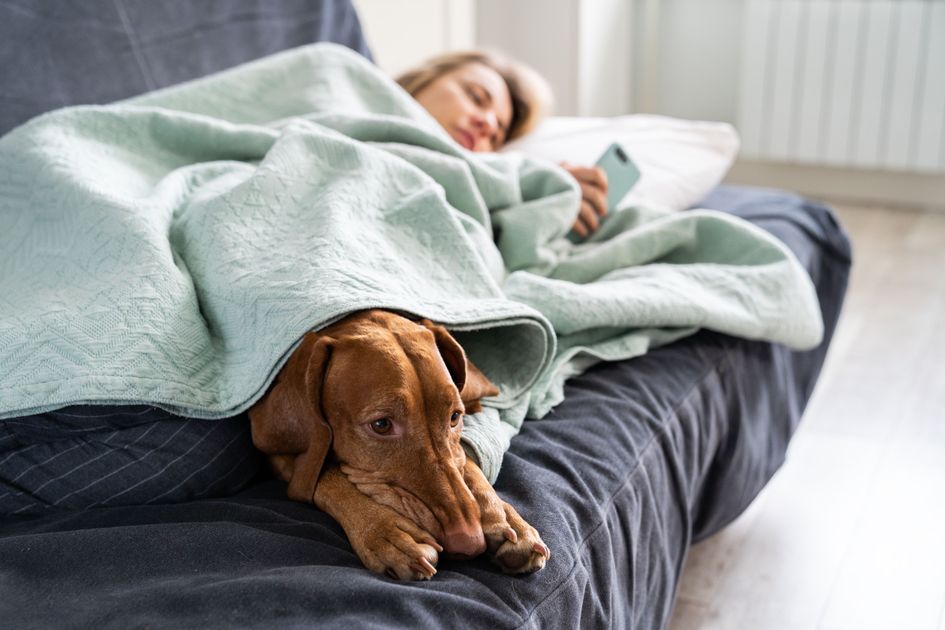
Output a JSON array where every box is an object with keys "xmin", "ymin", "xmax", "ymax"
[{"xmin": 0, "ymin": 44, "xmax": 822, "ymax": 482}]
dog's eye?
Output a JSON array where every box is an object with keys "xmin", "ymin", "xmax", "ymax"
[
  {"xmin": 450, "ymin": 411, "xmax": 462, "ymax": 427},
  {"xmin": 371, "ymin": 418, "xmax": 393, "ymax": 434}
]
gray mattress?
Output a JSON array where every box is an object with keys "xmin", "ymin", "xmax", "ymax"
[{"xmin": 0, "ymin": 2, "xmax": 852, "ymax": 628}]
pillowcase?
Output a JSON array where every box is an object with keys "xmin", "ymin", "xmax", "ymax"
[{"xmin": 502, "ymin": 114, "xmax": 740, "ymax": 212}]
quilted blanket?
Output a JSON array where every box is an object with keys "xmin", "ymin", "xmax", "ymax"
[{"xmin": 0, "ymin": 44, "xmax": 822, "ymax": 480}]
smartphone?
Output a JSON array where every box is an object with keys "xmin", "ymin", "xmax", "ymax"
[{"xmin": 595, "ymin": 142, "xmax": 641, "ymax": 211}]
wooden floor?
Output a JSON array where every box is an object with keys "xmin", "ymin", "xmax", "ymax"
[{"xmin": 669, "ymin": 202, "xmax": 945, "ymax": 630}]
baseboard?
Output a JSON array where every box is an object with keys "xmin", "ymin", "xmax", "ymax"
[{"xmin": 725, "ymin": 159, "xmax": 945, "ymax": 212}]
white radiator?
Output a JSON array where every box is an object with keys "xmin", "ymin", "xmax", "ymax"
[{"xmin": 738, "ymin": 0, "xmax": 945, "ymax": 173}]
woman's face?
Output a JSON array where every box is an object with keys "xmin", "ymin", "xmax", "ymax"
[{"xmin": 413, "ymin": 62, "xmax": 513, "ymax": 152}]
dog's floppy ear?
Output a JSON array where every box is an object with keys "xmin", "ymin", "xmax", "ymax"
[
  {"xmin": 249, "ymin": 332, "xmax": 334, "ymax": 504},
  {"xmin": 421, "ymin": 320, "xmax": 500, "ymax": 414}
]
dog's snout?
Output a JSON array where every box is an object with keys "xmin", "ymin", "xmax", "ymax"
[
  {"xmin": 443, "ymin": 526, "xmax": 486, "ymax": 559},
  {"xmin": 429, "ymin": 462, "xmax": 485, "ymax": 558}
]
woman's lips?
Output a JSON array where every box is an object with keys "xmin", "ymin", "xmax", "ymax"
[{"xmin": 453, "ymin": 128, "xmax": 474, "ymax": 150}]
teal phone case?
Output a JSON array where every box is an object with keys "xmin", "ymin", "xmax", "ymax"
[{"xmin": 595, "ymin": 142, "xmax": 640, "ymax": 211}]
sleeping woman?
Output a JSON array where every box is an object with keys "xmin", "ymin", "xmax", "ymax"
[{"xmin": 397, "ymin": 50, "xmax": 609, "ymax": 240}]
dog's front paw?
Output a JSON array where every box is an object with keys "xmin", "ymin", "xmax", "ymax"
[
  {"xmin": 348, "ymin": 514, "xmax": 442, "ymax": 581},
  {"xmin": 484, "ymin": 502, "xmax": 550, "ymax": 575}
]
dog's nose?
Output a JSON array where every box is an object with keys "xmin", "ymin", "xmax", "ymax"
[{"xmin": 442, "ymin": 527, "xmax": 486, "ymax": 559}]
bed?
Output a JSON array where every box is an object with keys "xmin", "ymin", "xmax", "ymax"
[{"xmin": 0, "ymin": 1, "xmax": 851, "ymax": 628}]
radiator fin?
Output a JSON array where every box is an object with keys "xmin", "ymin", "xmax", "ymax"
[{"xmin": 738, "ymin": 0, "xmax": 945, "ymax": 173}]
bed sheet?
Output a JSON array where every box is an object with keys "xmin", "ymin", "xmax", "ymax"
[{"xmin": 0, "ymin": 186, "xmax": 851, "ymax": 629}]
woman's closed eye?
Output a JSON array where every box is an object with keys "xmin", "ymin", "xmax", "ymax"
[{"xmin": 464, "ymin": 82, "xmax": 489, "ymax": 107}]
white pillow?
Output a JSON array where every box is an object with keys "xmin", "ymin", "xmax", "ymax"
[{"xmin": 501, "ymin": 114, "xmax": 740, "ymax": 212}]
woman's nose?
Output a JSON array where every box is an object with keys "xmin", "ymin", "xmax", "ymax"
[{"xmin": 470, "ymin": 111, "xmax": 498, "ymax": 139}]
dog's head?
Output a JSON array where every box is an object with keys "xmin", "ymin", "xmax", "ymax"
[{"xmin": 248, "ymin": 310, "xmax": 499, "ymax": 557}]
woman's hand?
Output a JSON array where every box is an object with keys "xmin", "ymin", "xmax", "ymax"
[{"xmin": 560, "ymin": 163, "xmax": 608, "ymax": 239}]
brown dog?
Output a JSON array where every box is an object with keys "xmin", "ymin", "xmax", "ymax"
[{"xmin": 248, "ymin": 310, "xmax": 549, "ymax": 580}]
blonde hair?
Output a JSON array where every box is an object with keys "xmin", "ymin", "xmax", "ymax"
[{"xmin": 396, "ymin": 50, "xmax": 553, "ymax": 144}]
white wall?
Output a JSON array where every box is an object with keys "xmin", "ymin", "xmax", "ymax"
[
  {"xmin": 474, "ymin": 0, "xmax": 737, "ymax": 120},
  {"xmin": 645, "ymin": 0, "xmax": 743, "ymax": 124},
  {"xmin": 472, "ymin": 0, "xmax": 745, "ymax": 123},
  {"xmin": 353, "ymin": 0, "xmax": 475, "ymax": 76},
  {"xmin": 576, "ymin": 0, "xmax": 636, "ymax": 116},
  {"xmin": 475, "ymin": 0, "xmax": 580, "ymax": 115},
  {"xmin": 476, "ymin": 0, "xmax": 634, "ymax": 117},
  {"xmin": 357, "ymin": 0, "xmax": 635, "ymax": 118}
]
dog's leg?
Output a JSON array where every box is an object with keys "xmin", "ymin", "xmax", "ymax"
[
  {"xmin": 463, "ymin": 458, "xmax": 550, "ymax": 574},
  {"xmin": 314, "ymin": 464, "xmax": 441, "ymax": 580}
]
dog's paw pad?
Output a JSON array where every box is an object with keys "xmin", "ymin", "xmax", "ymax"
[
  {"xmin": 490, "ymin": 533, "xmax": 549, "ymax": 575},
  {"xmin": 360, "ymin": 528, "xmax": 440, "ymax": 581},
  {"xmin": 412, "ymin": 556, "xmax": 438, "ymax": 578},
  {"xmin": 382, "ymin": 548, "xmax": 438, "ymax": 581}
]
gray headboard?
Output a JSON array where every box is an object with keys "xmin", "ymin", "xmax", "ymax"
[{"xmin": 0, "ymin": 0, "xmax": 373, "ymax": 135}]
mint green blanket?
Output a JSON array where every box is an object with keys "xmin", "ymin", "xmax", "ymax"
[{"xmin": 0, "ymin": 44, "xmax": 822, "ymax": 481}]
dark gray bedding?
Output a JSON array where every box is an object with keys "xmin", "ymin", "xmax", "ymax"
[
  {"xmin": 0, "ymin": 405, "xmax": 259, "ymax": 515},
  {"xmin": 0, "ymin": 1, "xmax": 852, "ymax": 628},
  {"xmin": 0, "ymin": 0, "xmax": 372, "ymax": 136},
  {"xmin": 0, "ymin": 186, "xmax": 851, "ymax": 629}
]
